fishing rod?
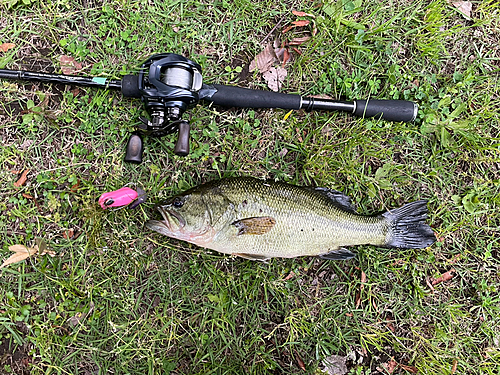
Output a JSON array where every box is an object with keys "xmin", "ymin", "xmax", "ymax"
[{"xmin": 0, "ymin": 53, "xmax": 418, "ymax": 164}]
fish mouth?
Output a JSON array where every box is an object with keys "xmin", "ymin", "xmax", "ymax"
[{"xmin": 156, "ymin": 205, "xmax": 186, "ymax": 231}]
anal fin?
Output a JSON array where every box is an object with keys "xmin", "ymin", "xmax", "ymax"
[
  {"xmin": 319, "ymin": 248, "xmax": 356, "ymax": 260},
  {"xmin": 233, "ymin": 253, "xmax": 270, "ymax": 261}
]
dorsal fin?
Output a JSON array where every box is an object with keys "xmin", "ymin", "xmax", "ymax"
[{"xmin": 305, "ymin": 187, "xmax": 356, "ymax": 213}]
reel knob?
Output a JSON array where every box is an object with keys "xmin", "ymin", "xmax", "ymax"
[
  {"xmin": 174, "ymin": 121, "xmax": 190, "ymax": 156},
  {"xmin": 124, "ymin": 133, "xmax": 144, "ymax": 163}
]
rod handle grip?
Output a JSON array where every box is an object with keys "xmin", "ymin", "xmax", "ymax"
[
  {"xmin": 354, "ymin": 99, "xmax": 418, "ymax": 122},
  {"xmin": 204, "ymin": 84, "xmax": 302, "ymax": 109}
]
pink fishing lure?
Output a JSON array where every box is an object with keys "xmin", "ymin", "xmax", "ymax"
[{"xmin": 99, "ymin": 187, "xmax": 138, "ymax": 209}]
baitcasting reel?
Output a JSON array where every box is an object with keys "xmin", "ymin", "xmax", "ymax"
[
  {"xmin": 120, "ymin": 53, "xmax": 203, "ymax": 162},
  {"xmin": 0, "ymin": 53, "xmax": 419, "ymax": 164}
]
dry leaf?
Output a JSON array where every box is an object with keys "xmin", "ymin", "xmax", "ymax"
[
  {"xmin": 0, "ymin": 43, "xmax": 16, "ymax": 52},
  {"xmin": 432, "ymin": 268, "xmax": 456, "ymax": 285},
  {"xmin": 262, "ymin": 66, "xmax": 287, "ymax": 92},
  {"xmin": 1, "ymin": 245, "xmax": 38, "ymax": 269},
  {"xmin": 283, "ymin": 271, "xmax": 295, "ymax": 281},
  {"xmin": 292, "ymin": 20, "xmax": 310, "ymax": 27},
  {"xmin": 70, "ymin": 180, "xmax": 81, "ymax": 193},
  {"xmin": 63, "ymin": 229, "xmax": 75, "ymax": 239},
  {"xmin": 451, "ymin": 1, "xmax": 472, "ymax": 18},
  {"xmin": 386, "ymin": 319, "xmax": 396, "ymax": 333},
  {"xmin": 322, "ymin": 355, "xmax": 348, "ymax": 375},
  {"xmin": 292, "ymin": 10, "xmax": 315, "ymax": 18},
  {"xmin": 451, "ymin": 359, "xmax": 458, "ymax": 374},
  {"xmin": 360, "ymin": 270, "xmax": 367, "ymax": 284},
  {"xmin": 383, "ymin": 358, "xmax": 398, "ymax": 374},
  {"xmin": 399, "ymin": 364, "xmax": 418, "ymax": 373},
  {"xmin": 59, "ymin": 55, "xmax": 83, "ymax": 75},
  {"xmin": 295, "ymin": 350, "xmax": 306, "ymax": 371},
  {"xmin": 14, "ymin": 169, "xmax": 29, "ymax": 188},
  {"xmin": 282, "ymin": 48, "xmax": 290, "ymax": 66},
  {"xmin": 289, "ymin": 36, "xmax": 311, "ymax": 46},
  {"xmin": 355, "ymin": 291, "xmax": 362, "ymax": 308},
  {"xmin": 249, "ymin": 44, "xmax": 278, "ymax": 73}
]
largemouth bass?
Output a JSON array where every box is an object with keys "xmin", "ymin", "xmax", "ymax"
[{"xmin": 146, "ymin": 177, "xmax": 436, "ymax": 260}]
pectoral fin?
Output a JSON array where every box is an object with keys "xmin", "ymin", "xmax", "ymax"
[
  {"xmin": 233, "ymin": 253, "xmax": 270, "ymax": 261},
  {"xmin": 232, "ymin": 216, "xmax": 276, "ymax": 235},
  {"xmin": 319, "ymin": 248, "xmax": 356, "ymax": 260}
]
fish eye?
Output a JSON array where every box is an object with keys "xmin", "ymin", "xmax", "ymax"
[{"xmin": 172, "ymin": 197, "xmax": 184, "ymax": 208}]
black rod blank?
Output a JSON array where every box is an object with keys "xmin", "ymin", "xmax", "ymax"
[{"xmin": 0, "ymin": 69, "xmax": 122, "ymax": 90}]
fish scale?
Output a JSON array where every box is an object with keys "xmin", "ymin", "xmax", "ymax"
[{"xmin": 146, "ymin": 177, "xmax": 436, "ymax": 260}]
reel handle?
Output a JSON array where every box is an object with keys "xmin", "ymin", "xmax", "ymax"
[
  {"xmin": 174, "ymin": 121, "xmax": 190, "ymax": 156},
  {"xmin": 124, "ymin": 133, "xmax": 144, "ymax": 164}
]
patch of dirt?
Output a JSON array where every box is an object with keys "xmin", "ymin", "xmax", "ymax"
[{"xmin": 0, "ymin": 340, "xmax": 33, "ymax": 375}]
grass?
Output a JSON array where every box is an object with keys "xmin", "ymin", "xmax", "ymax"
[{"xmin": 1, "ymin": 0, "xmax": 499, "ymax": 373}]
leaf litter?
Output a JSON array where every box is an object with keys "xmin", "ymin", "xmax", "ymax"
[
  {"xmin": 0, "ymin": 42, "xmax": 16, "ymax": 52},
  {"xmin": 432, "ymin": 268, "xmax": 456, "ymax": 285},
  {"xmin": 59, "ymin": 55, "xmax": 82, "ymax": 75},
  {"xmin": 13, "ymin": 169, "xmax": 29, "ymax": 187},
  {"xmin": 1, "ymin": 239, "xmax": 55, "ymax": 269},
  {"xmin": 450, "ymin": 1, "xmax": 472, "ymax": 19},
  {"xmin": 249, "ymin": 9, "xmax": 315, "ymax": 91},
  {"xmin": 321, "ymin": 355, "xmax": 348, "ymax": 375}
]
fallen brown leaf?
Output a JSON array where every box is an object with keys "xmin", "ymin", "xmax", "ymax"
[
  {"xmin": 70, "ymin": 180, "xmax": 81, "ymax": 193},
  {"xmin": 360, "ymin": 270, "xmax": 367, "ymax": 284},
  {"xmin": 399, "ymin": 364, "xmax": 418, "ymax": 373},
  {"xmin": 292, "ymin": 10, "xmax": 315, "ymax": 18},
  {"xmin": 63, "ymin": 229, "xmax": 75, "ymax": 239},
  {"xmin": 14, "ymin": 169, "xmax": 29, "ymax": 188},
  {"xmin": 262, "ymin": 66, "xmax": 287, "ymax": 92},
  {"xmin": 283, "ymin": 271, "xmax": 295, "ymax": 281},
  {"xmin": 1, "ymin": 245, "xmax": 38, "ymax": 269},
  {"xmin": 322, "ymin": 355, "xmax": 348, "ymax": 375},
  {"xmin": 432, "ymin": 268, "xmax": 456, "ymax": 285},
  {"xmin": 289, "ymin": 36, "xmax": 311, "ymax": 46},
  {"xmin": 0, "ymin": 43, "xmax": 16, "ymax": 52},
  {"xmin": 292, "ymin": 20, "xmax": 310, "ymax": 27},
  {"xmin": 59, "ymin": 55, "xmax": 83, "ymax": 75},
  {"xmin": 383, "ymin": 358, "xmax": 398, "ymax": 374},
  {"xmin": 249, "ymin": 44, "xmax": 278, "ymax": 73},
  {"xmin": 355, "ymin": 291, "xmax": 361, "ymax": 308},
  {"xmin": 22, "ymin": 193, "xmax": 33, "ymax": 199},
  {"xmin": 282, "ymin": 48, "xmax": 290, "ymax": 66},
  {"xmin": 451, "ymin": 1, "xmax": 472, "ymax": 18},
  {"xmin": 451, "ymin": 359, "xmax": 458, "ymax": 374},
  {"xmin": 295, "ymin": 350, "xmax": 306, "ymax": 371}
]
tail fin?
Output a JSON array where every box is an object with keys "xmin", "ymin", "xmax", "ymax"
[{"xmin": 383, "ymin": 200, "xmax": 436, "ymax": 249}]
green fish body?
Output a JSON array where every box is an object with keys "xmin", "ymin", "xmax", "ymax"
[{"xmin": 146, "ymin": 177, "xmax": 436, "ymax": 260}]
